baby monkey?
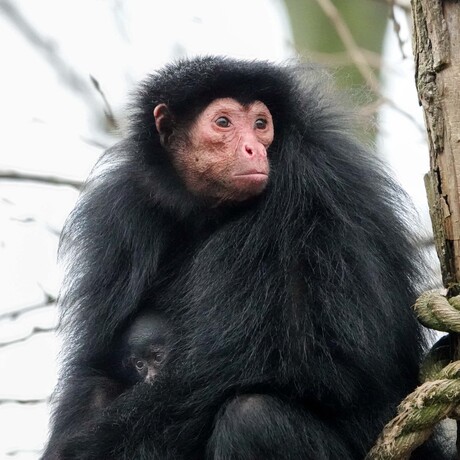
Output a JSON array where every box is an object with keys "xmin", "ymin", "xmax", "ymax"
[{"xmin": 120, "ymin": 310, "xmax": 171, "ymax": 384}]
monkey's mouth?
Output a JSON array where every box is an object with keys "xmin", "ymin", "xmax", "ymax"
[
  {"xmin": 233, "ymin": 173, "xmax": 268, "ymax": 187},
  {"xmin": 234, "ymin": 170, "xmax": 268, "ymax": 180},
  {"xmin": 235, "ymin": 173, "xmax": 268, "ymax": 178}
]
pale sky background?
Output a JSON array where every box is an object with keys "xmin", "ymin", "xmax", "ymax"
[{"xmin": 0, "ymin": 2, "xmax": 434, "ymax": 458}]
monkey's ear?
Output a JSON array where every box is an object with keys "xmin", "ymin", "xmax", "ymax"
[{"xmin": 153, "ymin": 104, "xmax": 172, "ymax": 146}]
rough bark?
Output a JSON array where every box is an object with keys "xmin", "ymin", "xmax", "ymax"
[
  {"xmin": 412, "ymin": 0, "xmax": 460, "ymax": 285},
  {"xmin": 412, "ymin": 0, "xmax": 460, "ymax": 455}
]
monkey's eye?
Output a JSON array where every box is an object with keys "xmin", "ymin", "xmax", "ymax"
[
  {"xmin": 134, "ymin": 359, "xmax": 146, "ymax": 371},
  {"xmin": 215, "ymin": 117, "xmax": 230, "ymax": 128},
  {"xmin": 255, "ymin": 118, "xmax": 267, "ymax": 129},
  {"xmin": 152, "ymin": 351, "xmax": 165, "ymax": 363}
]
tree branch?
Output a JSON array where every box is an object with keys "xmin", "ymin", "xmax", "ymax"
[
  {"xmin": 313, "ymin": 0, "xmax": 380, "ymax": 92},
  {"xmin": 0, "ymin": 170, "xmax": 83, "ymax": 188},
  {"xmin": 0, "ymin": 397, "xmax": 48, "ymax": 405},
  {"xmin": 0, "ymin": 0, "xmax": 95, "ymax": 101},
  {"xmin": 0, "ymin": 326, "xmax": 56, "ymax": 349},
  {"xmin": 0, "ymin": 296, "xmax": 56, "ymax": 321}
]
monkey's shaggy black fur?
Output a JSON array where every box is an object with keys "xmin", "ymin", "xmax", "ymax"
[{"xmin": 43, "ymin": 56, "xmax": 447, "ymax": 459}]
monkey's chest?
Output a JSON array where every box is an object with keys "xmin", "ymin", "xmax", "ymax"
[{"xmin": 178, "ymin": 297, "xmax": 323, "ymax": 391}]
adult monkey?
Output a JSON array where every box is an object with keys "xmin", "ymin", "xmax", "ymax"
[{"xmin": 43, "ymin": 57, "xmax": 447, "ymax": 459}]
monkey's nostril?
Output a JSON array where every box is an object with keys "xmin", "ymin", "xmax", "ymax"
[{"xmin": 245, "ymin": 145, "xmax": 254, "ymax": 155}]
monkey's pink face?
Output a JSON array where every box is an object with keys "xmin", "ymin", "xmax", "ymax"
[{"xmin": 176, "ymin": 98, "xmax": 274, "ymax": 203}]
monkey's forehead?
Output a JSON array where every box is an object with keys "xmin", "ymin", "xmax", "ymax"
[
  {"xmin": 134, "ymin": 56, "xmax": 299, "ymax": 120},
  {"xmin": 129, "ymin": 56, "xmax": 341, "ymax": 140}
]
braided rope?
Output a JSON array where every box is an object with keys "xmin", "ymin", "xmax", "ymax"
[
  {"xmin": 366, "ymin": 291, "xmax": 460, "ymax": 459},
  {"xmin": 413, "ymin": 291, "xmax": 460, "ymax": 333}
]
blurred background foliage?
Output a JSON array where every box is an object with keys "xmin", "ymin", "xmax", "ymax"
[{"xmin": 286, "ymin": 0, "xmax": 387, "ymax": 88}]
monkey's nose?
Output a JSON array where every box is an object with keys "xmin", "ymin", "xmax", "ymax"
[{"xmin": 244, "ymin": 144, "xmax": 266, "ymax": 157}]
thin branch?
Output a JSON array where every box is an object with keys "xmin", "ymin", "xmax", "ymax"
[
  {"xmin": 389, "ymin": 0, "xmax": 408, "ymax": 59},
  {"xmin": 90, "ymin": 75, "xmax": 118, "ymax": 130},
  {"xmin": 0, "ymin": 170, "xmax": 83, "ymax": 188},
  {"xmin": 6, "ymin": 450, "xmax": 43, "ymax": 457},
  {"xmin": 0, "ymin": 0, "xmax": 96, "ymax": 105},
  {"xmin": 10, "ymin": 215, "xmax": 61, "ymax": 236},
  {"xmin": 1, "ymin": 196, "xmax": 62, "ymax": 236},
  {"xmin": 0, "ymin": 326, "xmax": 56, "ymax": 349},
  {"xmin": 0, "ymin": 0, "xmax": 122, "ymax": 130},
  {"xmin": 313, "ymin": 0, "xmax": 380, "ymax": 93},
  {"xmin": 359, "ymin": 97, "xmax": 425, "ymax": 134},
  {"xmin": 0, "ymin": 397, "xmax": 48, "ymax": 405},
  {"xmin": 0, "ymin": 295, "xmax": 56, "ymax": 321},
  {"xmin": 309, "ymin": 49, "xmax": 382, "ymax": 69}
]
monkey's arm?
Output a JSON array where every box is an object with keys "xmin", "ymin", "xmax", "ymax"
[
  {"xmin": 48, "ymin": 381, "xmax": 178, "ymax": 460},
  {"xmin": 59, "ymin": 143, "xmax": 176, "ymax": 357}
]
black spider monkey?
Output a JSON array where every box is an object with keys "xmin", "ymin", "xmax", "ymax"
[{"xmin": 43, "ymin": 56, "xmax": 448, "ymax": 459}]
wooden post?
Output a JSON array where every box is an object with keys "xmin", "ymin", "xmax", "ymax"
[
  {"xmin": 411, "ymin": 0, "xmax": 460, "ymax": 454},
  {"xmin": 412, "ymin": 0, "xmax": 460, "ymax": 284}
]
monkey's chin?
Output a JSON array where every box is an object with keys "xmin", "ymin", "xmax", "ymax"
[{"xmin": 232, "ymin": 174, "xmax": 268, "ymax": 200}]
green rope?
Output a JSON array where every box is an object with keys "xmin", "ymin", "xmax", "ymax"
[{"xmin": 366, "ymin": 290, "xmax": 460, "ymax": 459}]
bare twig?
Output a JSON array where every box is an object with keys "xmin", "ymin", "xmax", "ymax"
[
  {"xmin": 389, "ymin": 0, "xmax": 408, "ymax": 59},
  {"xmin": 0, "ymin": 397, "xmax": 48, "ymax": 405},
  {"xmin": 10, "ymin": 215, "xmax": 61, "ymax": 236},
  {"xmin": 0, "ymin": 0, "xmax": 96, "ymax": 105},
  {"xmin": 0, "ymin": 0, "xmax": 121, "ymax": 131},
  {"xmin": 359, "ymin": 97, "xmax": 425, "ymax": 134},
  {"xmin": 0, "ymin": 170, "xmax": 83, "ymax": 188},
  {"xmin": 313, "ymin": 0, "xmax": 380, "ymax": 92},
  {"xmin": 309, "ymin": 49, "xmax": 382, "ymax": 69},
  {"xmin": 90, "ymin": 75, "xmax": 118, "ymax": 130},
  {"xmin": 0, "ymin": 326, "xmax": 56, "ymax": 348},
  {"xmin": 0, "ymin": 295, "xmax": 56, "ymax": 321},
  {"xmin": 6, "ymin": 450, "xmax": 43, "ymax": 457},
  {"xmin": 1, "ymin": 197, "xmax": 63, "ymax": 236}
]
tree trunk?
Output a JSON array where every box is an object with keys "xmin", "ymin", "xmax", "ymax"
[
  {"xmin": 411, "ymin": 0, "xmax": 460, "ymax": 454},
  {"xmin": 412, "ymin": 0, "xmax": 460, "ymax": 285}
]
